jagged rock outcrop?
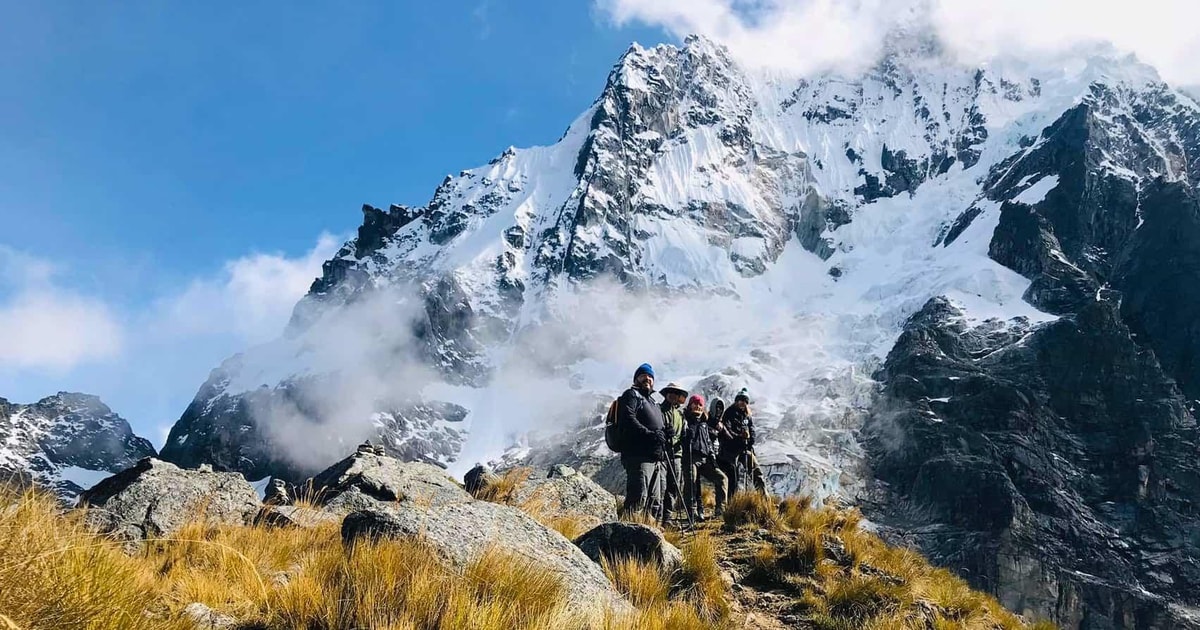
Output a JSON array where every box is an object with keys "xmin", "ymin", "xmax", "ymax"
[
  {"xmin": 864, "ymin": 70, "xmax": 1200, "ymax": 630},
  {"xmin": 78, "ymin": 458, "xmax": 260, "ymax": 541},
  {"xmin": 0, "ymin": 393, "xmax": 157, "ymax": 501},
  {"xmin": 574, "ymin": 522, "xmax": 684, "ymax": 575},
  {"xmin": 864, "ymin": 297, "xmax": 1200, "ymax": 627}
]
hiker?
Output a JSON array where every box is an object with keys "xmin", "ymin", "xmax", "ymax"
[
  {"xmin": 718, "ymin": 388, "xmax": 767, "ymax": 497},
  {"xmin": 682, "ymin": 394, "xmax": 727, "ymax": 520},
  {"xmin": 658, "ymin": 382, "xmax": 688, "ymax": 525},
  {"xmin": 617, "ymin": 363, "xmax": 668, "ymax": 518}
]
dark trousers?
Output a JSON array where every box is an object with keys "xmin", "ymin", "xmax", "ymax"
[
  {"xmin": 620, "ymin": 457, "xmax": 664, "ymax": 518},
  {"xmin": 683, "ymin": 450, "xmax": 727, "ymax": 515},
  {"xmin": 661, "ymin": 455, "xmax": 683, "ymax": 519},
  {"xmin": 718, "ymin": 451, "xmax": 766, "ymax": 497}
]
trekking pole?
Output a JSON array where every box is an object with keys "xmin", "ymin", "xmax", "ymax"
[
  {"xmin": 740, "ymin": 451, "xmax": 751, "ymax": 498},
  {"xmin": 668, "ymin": 458, "xmax": 695, "ymax": 529}
]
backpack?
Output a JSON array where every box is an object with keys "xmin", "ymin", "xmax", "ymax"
[{"xmin": 604, "ymin": 398, "xmax": 623, "ymax": 453}]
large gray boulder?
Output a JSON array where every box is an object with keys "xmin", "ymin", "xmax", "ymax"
[
  {"xmin": 574, "ymin": 522, "xmax": 683, "ymax": 575},
  {"xmin": 507, "ymin": 465, "xmax": 618, "ymax": 529},
  {"xmin": 78, "ymin": 458, "xmax": 259, "ymax": 540},
  {"xmin": 342, "ymin": 501, "xmax": 633, "ymax": 618},
  {"xmin": 307, "ymin": 451, "xmax": 470, "ymax": 513}
]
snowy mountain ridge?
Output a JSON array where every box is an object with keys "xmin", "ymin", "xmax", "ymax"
[
  {"xmin": 164, "ymin": 35, "xmax": 1193, "ymax": 482},
  {"xmin": 0, "ymin": 393, "xmax": 157, "ymax": 502}
]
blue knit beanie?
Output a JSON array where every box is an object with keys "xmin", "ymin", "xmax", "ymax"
[
  {"xmin": 634, "ymin": 363, "xmax": 655, "ymax": 379},
  {"xmin": 735, "ymin": 388, "xmax": 751, "ymax": 403}
]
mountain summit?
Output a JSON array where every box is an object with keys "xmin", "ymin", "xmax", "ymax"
[{"xmin": 158, "ymin": 36, "xmax": 1200, "ymax": 627}]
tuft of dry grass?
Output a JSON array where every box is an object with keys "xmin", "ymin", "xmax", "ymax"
[
  {"xmin": 545, "ymin": 515, "xmax": 594, "ymax": 541},
  {"xmin": 675, "ymin": 532, "xmax": 731, "ymax": 624},
  {"xmin": 0, "ymin": 489, "xmax": 192, "ymax": 630},
  {"xmin": 602, "ymin": 555, "xmax": 672, "ymax": 608},
  {"xmin": 722, "ymin": 491, "xmax": 783, "ymax": 529},
  {"xmin": 739, "ymin": 493, "xmax": 1055, "ymax": 630},
  {"xmin": 472, "ymin": 467, "xmax": 533, "ymax": 504},
  {"xmin": 600, "ymin": 541, "xmax": 725, "ymax": 630}
]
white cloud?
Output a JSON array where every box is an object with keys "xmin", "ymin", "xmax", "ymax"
[
  {"xmin": 0, "ymin": 247, "xmax": 124, "ymax": 371},
  {"xmin": 154, "ymin": 233, "xmax": 340, "ymax": 344},
  {"xmin": 597, "ymin": 0, "xmax": 1200, "ymax": 84},
  {"xmin": 0, "ymin": 233, "xmax": 339, "ymax": 378}
]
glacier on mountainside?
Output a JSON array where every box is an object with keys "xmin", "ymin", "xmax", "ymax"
[{"xmin": 164, "ymin": 35, "xmax": 1197, "ymax": 502}]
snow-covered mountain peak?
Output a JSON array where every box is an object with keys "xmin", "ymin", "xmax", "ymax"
[
  {"xmin": 168, "ymin": 32, "xmax": 1200, "ymax": 492},
  {"xmin": 0, "ymin": 393, "xmax": 157, "ymax": 501}
]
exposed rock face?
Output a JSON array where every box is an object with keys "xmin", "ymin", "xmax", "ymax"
[
  {"xmin": 78, "ymin": 458, "xmax": 260, "ymax": 540},
  {"xmin": 504, "ymin": 465, "xmax": 619, "ymax": 529},
  {"xmin": 574, "ymin": 522, "xmax": 684, "ymax": 575},
  {"xmin": 304, "ymin": 451, "xmax": 470, "ymax": 513},
  {"xmin": 160, "ymin": 379, "xmax": 468, "ymax": 483},
  {"xmin": 0, "ymin": 393, "xmax": 157, "ymax": 502},
  {"xmin": 342, "ymin": 502, "xmax": 632, "ymax": 618}
]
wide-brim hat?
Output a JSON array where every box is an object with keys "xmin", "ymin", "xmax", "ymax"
[{"xmin": 659, "ymin": 382, "xmax": 688, "ymax": 397}]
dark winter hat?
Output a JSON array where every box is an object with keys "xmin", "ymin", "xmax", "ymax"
[
  {"xmin": 734, "ymin": 388, "xmax": 751, "ymax": 403},
  {"xmin": 659, "ymin": 382, "xmax": 688, "ymax": 397},
  {"xmin": 634, "ymin": 363, "xmax": 655, "ymax": 379}
]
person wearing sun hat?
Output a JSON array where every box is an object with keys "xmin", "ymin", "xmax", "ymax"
[
  {"xmin": 718, "ymin": 387, "xmax": 766, "ymax": 496},
  {"xmin": 616, "ymin": 363, "xmax": 667, "ymax": 519},
  {"xmin": 657, "ymin": 381, "xmax": 688, "ymax": 524}
]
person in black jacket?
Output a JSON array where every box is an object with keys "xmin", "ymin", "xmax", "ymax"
[
  {"xmin": 617, "ymin": 363, "xmax": 667, "ymax": 518},
  {"xmin": 682, "ymin": 394, "xmax": 727, "ymax": 520},
  {"xmin": 717, "ymin": 388, "xmax": 766, "ymax": 496}
]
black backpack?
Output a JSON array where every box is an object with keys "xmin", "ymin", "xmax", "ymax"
[{"xmin": 604, "ymin": 398, "xmax": 622, "ymax": 453}]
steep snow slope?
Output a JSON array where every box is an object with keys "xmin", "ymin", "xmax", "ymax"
[{"xmin": 0, "ymin": 393, "xmax": 157, "ymax": 501}]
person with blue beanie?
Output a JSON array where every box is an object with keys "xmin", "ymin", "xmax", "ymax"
[{"xmin": 616, "ymin": 362, "xmax": 667, "ymax": 518}]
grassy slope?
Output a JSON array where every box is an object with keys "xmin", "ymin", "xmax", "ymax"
[{"xmin": 0, "ymin": 476, "xmax": 1055, "ymax": 630}]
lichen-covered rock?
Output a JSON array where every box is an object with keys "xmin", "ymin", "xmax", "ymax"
[
  {"xmin": 342, "ymin": 501, "xmax": 633, "ymax": 618},
  {"xmin": 574, "ymin": 522, "xmax": 683, "ymax": 575},
  {"xmin": 77, "ymin": 458, "xmax": 259, "ymax": 540}
]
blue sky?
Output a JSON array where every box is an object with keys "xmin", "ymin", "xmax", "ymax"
[{"xmin": 0, "ymin": 1, "xmax": 666, "ymax": 442}]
